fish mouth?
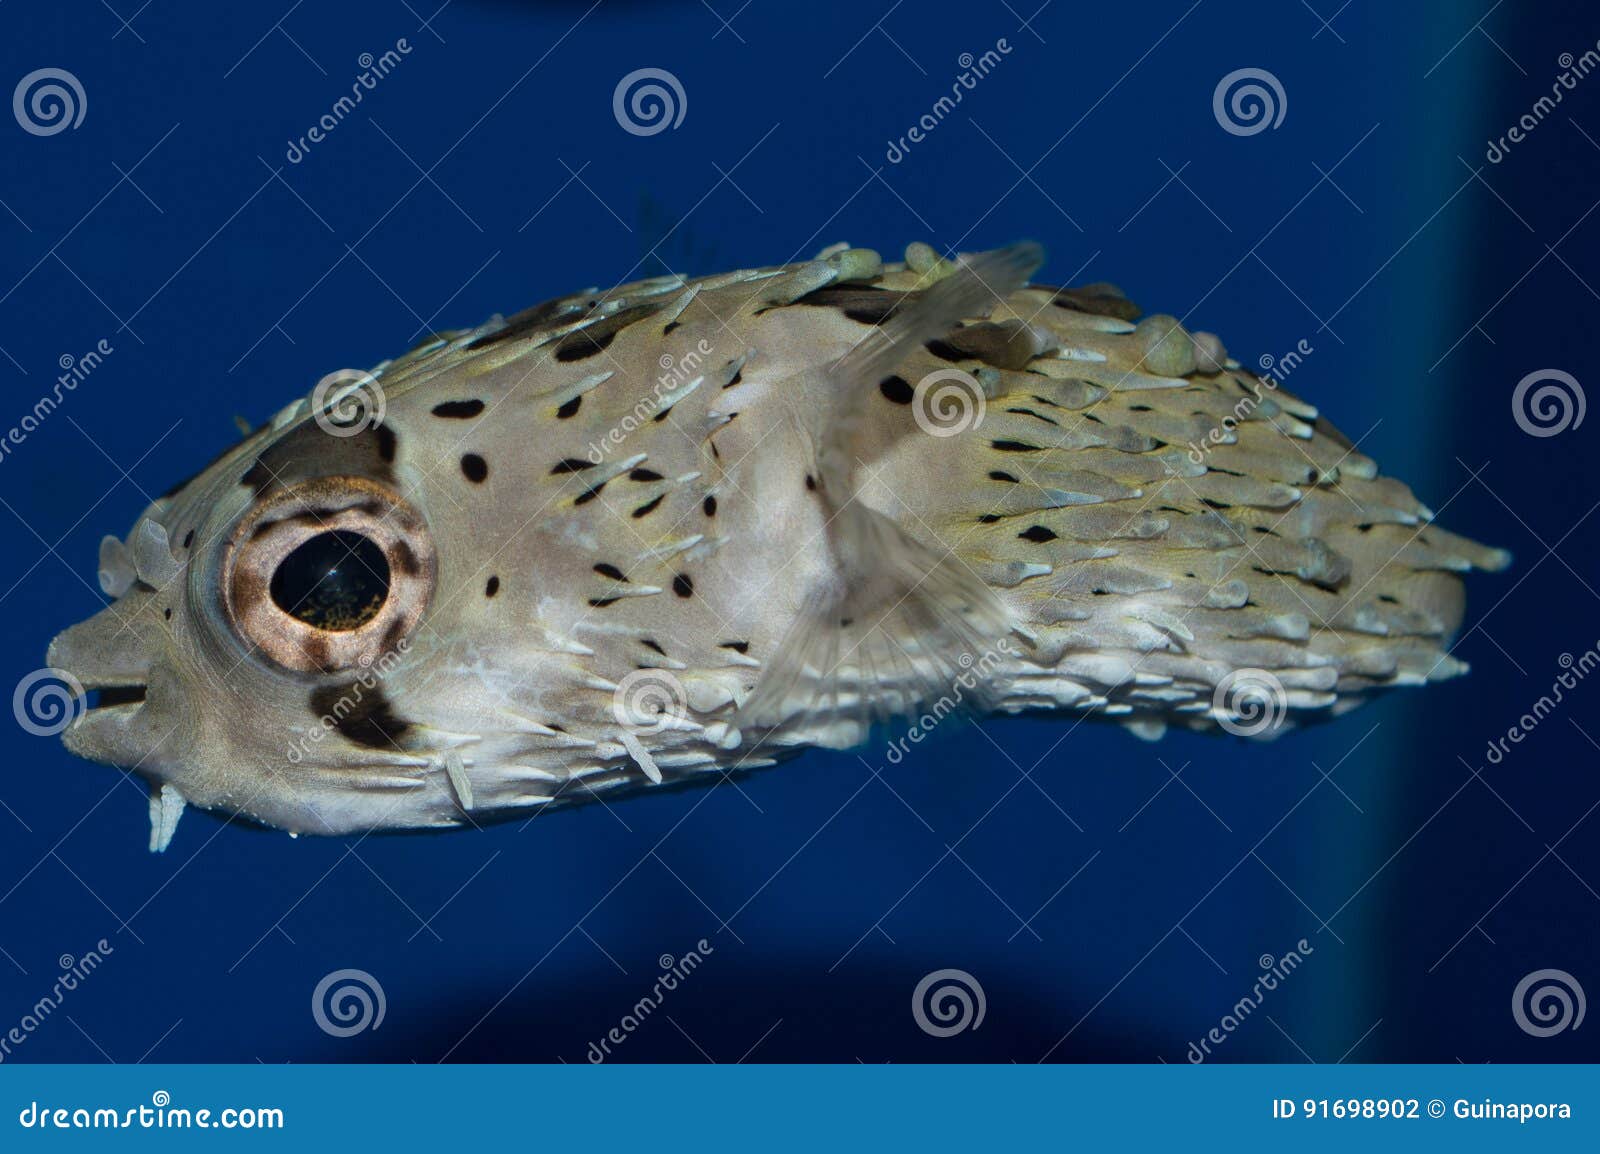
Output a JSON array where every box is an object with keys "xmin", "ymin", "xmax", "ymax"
[{"xmin": 85, "ymin": 684, "xmax": 148, "ymax": 712}]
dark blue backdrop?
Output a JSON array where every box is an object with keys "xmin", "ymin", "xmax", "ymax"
[{"xmin": 0, "ymin": 0, "xmax": 1595, "ymax": 1063}]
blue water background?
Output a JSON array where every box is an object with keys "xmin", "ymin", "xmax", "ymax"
[{"xmin": 0, "ymin": 0, "xmax": 1595, "ymax": 1062}]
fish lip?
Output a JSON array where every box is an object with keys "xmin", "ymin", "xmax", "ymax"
[{"xmin": 45, "ymin": 629, "xmax": 151, "ymax": 696}]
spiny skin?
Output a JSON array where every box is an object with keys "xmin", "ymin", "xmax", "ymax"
[{"xmin": 47, "ymin": 242, "xmax": 1509, "ymax": 845}]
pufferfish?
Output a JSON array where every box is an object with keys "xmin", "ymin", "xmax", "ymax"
[{"xmin": 46, "ymin": 241, "xmax": 1510, "ymax": 850}]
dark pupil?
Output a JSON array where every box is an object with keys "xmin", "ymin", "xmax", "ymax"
[{"xmin": 269, "ymin": 531, "xmax": 390, "ymax": 631}]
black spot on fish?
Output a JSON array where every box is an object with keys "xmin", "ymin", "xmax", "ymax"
[
  {"xmin": 241, "ymin": 457, "xmax": 273, "ymax": 493},
  {"xmin": 641, "ymin": 638, "xmax": 665, "ymax": 655},
  {"xmin": 556, "ymin": 395, "xmax": 582, "ymax": 419},
  {"xmin": 485, "ymin": 575, "xmax": 500, "ymax": 598},
  {"xmin": 804, "ymin": 474, "xmax": 816, "ymax": 491},
  {"xmin": 925, "ymin": 339, "xmax": 966, "ymax": 362},
  {"xmin": 575, "ymin": 481, "xmax": 607, "ymax": 506},
  {"xmin": 593, "ymin": 562, "xmax": 628, "ymax": 581},
  {"xmin": 182, "ymin": 529, "xmax": 195, "ymax": 548},
  {"xmin": 793, "ymin": 284, "xmax": 909, "ymax": 325},
  {"xmin": 977, "ymin": 514, "xmax": 1001, "ymax": 524},
  {"xmin": 588, "ymin": 596, "xmax": 621, "ymax": 608},
  {"xmin": 432, "ymin": 400, "xmax": 486, "ymax": 419},
  {"xmin": 1049, "ymin": 284, "xmax": 1141, "ymax": 322},
  {"xmin": 469, "ymin": 295, "xmax": 587, "ymax": 349},
  {"xmin": 629, "ymin": 467, "xmax": 664, "ymax": 482},
  {"xmin": 663, "ymin": 321, "xmax": 681, "ymax": 335},
  {"xmin": 878, "ymin": 375, "xmax": 914, "ymax": 404},
  {"xmin": 633, "ymin": 495, "xmax": 664, "ymax": 518},
  {"xmin": 461, "ymin": 453, "xmax": 488, "ymax": 483},
  {"xmin": 375, "ymin": 424, "xmax": 397, "ymax": 463},
  {"xmin": 163, "ymin": 607, "xmax": 172, "ymax": 620},
  {"xmin": 991, "ymin": 440, "xmax": 1041, "ymax": 453},
  {"xmin": 391, "ymin": 541, "xmax": 421, "ymax": 577},
  {"xmin": 555, "ymin": 329, "xmax": 617, "ymax": 362},
  {"xmin": 1018, "ymin": 525, "xmax": 1058, "ymax": 543},
  {"xmin": 557, "ymin": 301, "xmax": 668, "ymax": 360},
  {"xmin": 672, "ymin": 573, "xmax": 694, "ymax": 598},
  {"xmin": 988, "ymin": 470, "xmax": 1018, "ymax": 483},
  {"xmin": 552, "ymin": 458, "xmax": 594, "ymax": 474},
  {"xmin": 723, "ymin": 369, "xmax": 743, "ymax": 389},
  {"xmin": 309, "ymin": 684, "xmax": 411, "ymax": 750},
  {"xmin": 702, "ymin": 494, "xmax": 717, "ymax": 516},
  {"xmin": 719, "ymin": 640, "xmax": 748, "ymax": 653}
]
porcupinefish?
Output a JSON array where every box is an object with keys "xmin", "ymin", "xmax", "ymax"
[{"xmin": 46, "ymin": 241, "xmax": 1509, "ymax": 850}]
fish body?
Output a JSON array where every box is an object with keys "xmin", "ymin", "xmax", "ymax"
[{"xmin": 46, "ymin": 241, "xmax": 1508, "ymax": 847}]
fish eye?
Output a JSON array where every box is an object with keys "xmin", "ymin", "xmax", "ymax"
[
  {"xmin": 269, "ymin": 531, "xmax": 390, "ymax": 631},
  {"xmin": 221, "ymin": 476, "xmax": 435, "ymax": 674}
]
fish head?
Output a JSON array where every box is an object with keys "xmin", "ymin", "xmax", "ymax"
[{"xmin": 45, "ymin": 371, "xmax": 500, "ymax": 839}]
